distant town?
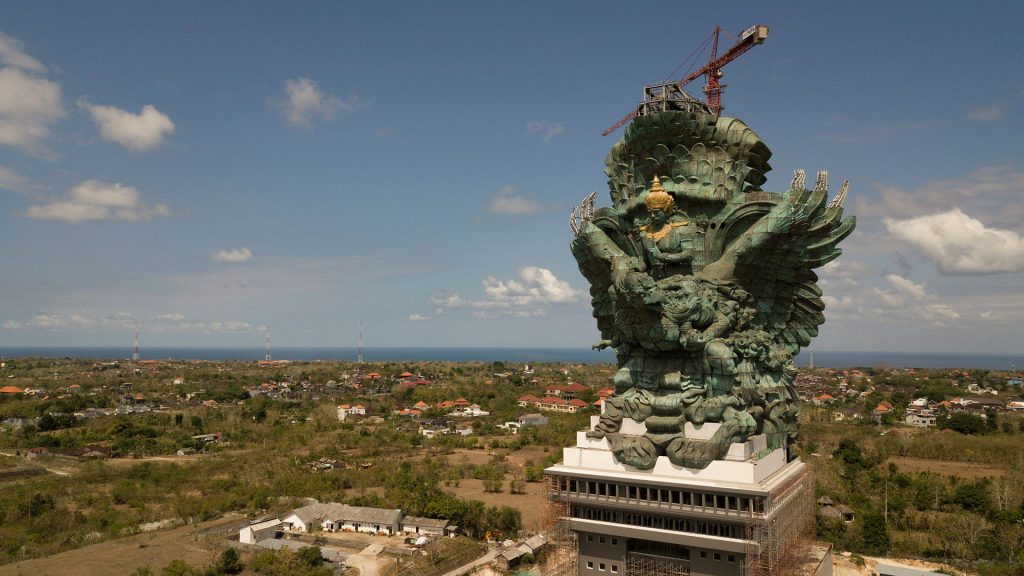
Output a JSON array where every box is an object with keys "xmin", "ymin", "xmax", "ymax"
[{"xmin": 0, "ymin": 356, "xmax": 1022, "ymax": 575}]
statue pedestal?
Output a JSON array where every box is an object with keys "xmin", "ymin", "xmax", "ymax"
[{"xmin": 545, "ymin": 417, "xmax": 823, "ymax": 575}]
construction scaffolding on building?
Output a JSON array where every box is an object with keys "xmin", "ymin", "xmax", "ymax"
[
  {"xmin": 623, "ymin": 553, "xmax": 692, "ymax": 576},
  {"xmin": 541, "ymin": 474, "xmax": 579, "ymax": 576},
  {"xmin": 743, "ymin": 467, "xmax": 815, "ymax": 576}
]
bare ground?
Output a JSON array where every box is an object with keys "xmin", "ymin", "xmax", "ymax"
[
  {"xmin": 888, "ymin": 456, "xmax": 1006, "ymax": 479},
  {"xmin": 0, "ymin": 514, "xmax": 248, "ymax": 576},
  {"xmin": 445, "ymin": 478, "xmax": 548, "ymax": 532}
]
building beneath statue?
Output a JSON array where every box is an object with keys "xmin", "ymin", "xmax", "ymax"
[{"xmin": 544, "ymin": 415, "xmax": 830, "ymax": 576}]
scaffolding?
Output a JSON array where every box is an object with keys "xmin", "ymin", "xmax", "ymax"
[
  {"xmin": 743, "ymin": 468, "xmax": 815, "ymax": 576},
  {"xmin": 541, "ymin": 474, "xmax": 579, "ymax": 576},
  {"xmin": 624, "ymin": 554, "xmax": 691, "ymax": 576}
]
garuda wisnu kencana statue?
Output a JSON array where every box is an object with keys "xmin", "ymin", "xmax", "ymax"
[{"xmin": 570, "ymin": 109, "xmax": 855, "ymax": 470}]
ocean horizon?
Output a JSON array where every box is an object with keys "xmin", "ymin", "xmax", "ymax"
[{"xmin": 0, "ymin": 346, "xmax": 1020, "ymax": 371}]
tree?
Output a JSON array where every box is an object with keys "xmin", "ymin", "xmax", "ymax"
[
  {"xmin": 296, "ymin": 546, "xmax": 323, "ymax": 568},
  {"xmin": 212, "ymin": 548, "xmax": 243, "ymax": 574},
  {"xmin": 861, "ymin": 512, "xmax": 889, "ymax": 555},
  {"xmin": 941, "ymin": 412, "xmax": 986, "ymax": 435}
]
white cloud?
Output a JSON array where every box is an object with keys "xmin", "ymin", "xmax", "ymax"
[
  {"xmin": 868, "ymin": 274, "xmax": 960, "ymax": 326},
  {"xmin": 408, "ymin": 313, "xmax": 431, "ymax": 321},
  {"xmin": 282, "ymin": 77, "xmax": 357, "ymax": 127},
  {"xmin": 968, "ymin": 105, "xmax": 1004, "ymax": 122},
  {"xmin": 431, "ymin": 293, "xmax": 465, "ymax": 308},
  {"xmin": 211, "ymin": 247, "xmax": 253, "ymax": 263},
  {"xmin": 479, "ymin": 267, "xmax": 580, "ymax": 307},
  {"xmin": 25, "ymin": 180, "xmax": 170, "ymax": 223},
  {"xmin": 4, "ymin": 312, "xmax": 258, "ymax": 334},
  {"xmin": 527, "ymin": 120, "xmax": 564, "ymax": 142},
  {"xmin": 0, "ymin": 67, "xmax": 63, "ymax": 154},
  {"xmin": 489, "ymin": 185, "xmax": 541, "ymax": 214},
  {"xmin": 857, "ymin": 166, "xmax": 1024, "ymax": 228},
  {"xmin": 0, "ymin": 165, "xmax": 30, "ymax": 192},
  {"xmin": 429, "ymin": 267, "xmax": 581, "ymax": 318},
  {"xmin": 0, "ymin": 32, "xmax": 45, "ymax": 72},
  {"xmin": 884, "ymin": 273, "xmax": 929, "ymax": 301},
  {"xmin": 884, "ymin": 208, "xmax": 1024, "ymax": 274},
  {"xmin": 79, "ymin": 101, "xmax": 175, "ymax": 151}
]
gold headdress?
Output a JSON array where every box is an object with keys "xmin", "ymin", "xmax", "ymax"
[{"xmin": 645, "ymin": 175, "xmax": 674, "ymax": 212}]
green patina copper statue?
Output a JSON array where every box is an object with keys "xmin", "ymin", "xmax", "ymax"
[{"xmin": 570, "ymin": 108, "xmax": 855, "ymax": 470}]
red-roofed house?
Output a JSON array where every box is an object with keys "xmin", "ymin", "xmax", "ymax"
[
  {"xmin": 812, "ymin": 394, "xmax": 835, "ymax": 406},
  {"xmin": 538, "ymin": 396, "xmax": 570, "ymax": 412},
  {"xmin": 518, "ymin": 395, "xmax": 540, "ymax": 407},
  {"xmin": 560, "ymin": 383, "xmax": 588, "ymax": 400},
  {"xmin": 567, "ymin": 399, "xmax": 590, "ymax": 412},
  {"xmin": 0, "ymin": 385, "xmax": 24, "ymax": 395}
]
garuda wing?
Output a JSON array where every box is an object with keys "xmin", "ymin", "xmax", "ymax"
[
  {"xmin": 569, "ymin": 195, "xmax": 640, "ymax": 345},
  {"xmin": 702, "ymin": 170, "xmax": 856, "ymax": 354}
]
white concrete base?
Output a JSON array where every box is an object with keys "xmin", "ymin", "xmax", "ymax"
[{"xmin": 565, "ymin": 417, "xmax": 786, "ymax": 485}]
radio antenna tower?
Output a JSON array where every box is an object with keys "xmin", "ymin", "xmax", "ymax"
[
  {"xmin": 264, "ymin": 328, "xmax": 272, "ymax": 361},
  {"xmin": 357, "ymin": 322, "xmax": 364, "ymax": 364},
  {"xmin": 132, "ymin": 321, "xmax": 140, "ymax": 361}
]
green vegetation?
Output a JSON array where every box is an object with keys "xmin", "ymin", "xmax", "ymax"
[
  {"xmin": 2, "ymin": 358, "xmax": 1023, "ymax": 574},
  {"xmin": 0, "ymin": 357, "xmax": 594, "ymax": 565}
]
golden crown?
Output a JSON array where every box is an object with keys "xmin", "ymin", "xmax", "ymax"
[{"xmin": 645, "ymin": 175, "xmax": 674, "ymax": 211}]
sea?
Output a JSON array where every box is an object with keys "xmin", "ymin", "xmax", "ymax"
[{"xmin": 0, "ymin": 347, "xmax": 1020, "ymax": 370}]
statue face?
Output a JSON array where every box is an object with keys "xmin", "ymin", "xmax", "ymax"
[{"xmin": 650, "ymin": 209, "xmax": 668, "ymax": 225}]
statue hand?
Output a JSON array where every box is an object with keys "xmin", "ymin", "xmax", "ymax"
[{"xmin": 680, "ymin": 329, "xmax": 706, "ymax": 351}]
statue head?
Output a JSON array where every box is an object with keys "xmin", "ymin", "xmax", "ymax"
[{"xmin": 645, "ymin": 176, "xmax": 674, "ymax": 223}]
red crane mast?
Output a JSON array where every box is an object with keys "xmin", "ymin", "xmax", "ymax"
[{"xmin": 602, "ymin": 24, "xmax": 768, "ymax": 136}]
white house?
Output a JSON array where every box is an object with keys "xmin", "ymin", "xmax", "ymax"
[
  {"xmin": 321, "ymin": 505, "xmax": 403, "ymax": 535},
  {"xmin": 401, "ymin": 516, "xmax": 451, "ymax": 536},
  {"xmin": 336, "ymin": 404, "xmax": 367, "ymax": 421},
  {"xmin": 240, "ymin": 517, "xmax": 283, "ymax": 544}
]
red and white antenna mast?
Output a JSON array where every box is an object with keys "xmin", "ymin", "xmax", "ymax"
[
  {"xmin": 357, "ymin": 322, "xmax": 364, "ymax": 364},
  {"xmin": 132, "ymin": 321, "xmax": 140, "ymax": 361}
]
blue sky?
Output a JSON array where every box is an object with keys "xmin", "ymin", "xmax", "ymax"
[{"xmin": 1, "ymin": 2, "xmax": 1023, "ymax": 354}]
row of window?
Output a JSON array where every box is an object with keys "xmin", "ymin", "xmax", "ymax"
[
  {"xmin": 555, "ymin": 477, "xmax": 765, "ymax": 513},
  {"xmin": 585, "ymin": 561, "xmax": 618, "ymax": 573},
  {"xmin": 625, "ymin": 541, "xmax": 739, "ymax": 564},
  {"xmin": 570, "ymin": 505, "xmax": 744, "ymax": 539}
]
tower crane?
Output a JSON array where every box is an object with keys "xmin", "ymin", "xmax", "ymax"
[{"xmin": 602, "ymin": 24, "xmax": 768, "ymax": 136}]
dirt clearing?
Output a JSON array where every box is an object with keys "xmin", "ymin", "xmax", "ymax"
[{"xmin": 0, "ymin": 514, "xmax": 246, "ymax": 576}]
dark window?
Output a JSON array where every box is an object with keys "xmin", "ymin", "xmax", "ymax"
[
  {"xmin": 714, "ymin": 553, "xmax": 721, "ymax": 561},
  {"xmin": 587, "ymin": 561, "xmax": 593, "ymax": 569},
  {"xmin": 699, "ymin": 551, "xmax": 707, "ymax": 559},
  {"xmin": 728, "ymin": 555, "xmax": 736, "ymax": 563},
  {"xmin": 628, "ymin": 486, "xmax": 637, "ymax": 499},
  {"xmin": 611, "ymin": 538, "xmax": 618, "ymax": 545},
  {"xmin": 682, "ymin": 492, "xmax": 691, "ymax": 505},
  {"xmin": 599, "ymin": 537, "xmax": 605, "ymax": 544},
  {"xmin": 671, "ymin": 491, "xmax": 681, "ymax": 504},
  {"xmin": 599, "ymin": 564, "xmax": 606, "ymax": 571}
]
